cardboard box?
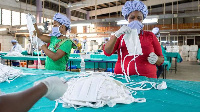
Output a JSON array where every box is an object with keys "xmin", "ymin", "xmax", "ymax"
[
  {"xmin": 189, "ymin": 51, "xmax": 197, "ymax": 57},
  {"xmin": 180, "ymin": 51, "xmax": 188, "ymax": 56},
  {"xmin": 189, "ymin": 56, "xmax": 197, "ymax": 61},
  {"xmin": 189, "ymin": 45, "xmax": 198, "ymax": 51},
  {"xmin": 182, "ymin": 45, "xmax": 190, "ymax": 51}
]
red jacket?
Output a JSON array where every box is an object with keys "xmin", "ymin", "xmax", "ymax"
[{"xmin": 103, "ymin": 31, "xmax": 163, "ymax": 78}]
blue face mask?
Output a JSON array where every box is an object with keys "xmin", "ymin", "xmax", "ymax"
[
  {"xmin": 50, "ymin": 26, "xmax": 61, "ymax": 37},
  {"xmin": 127, "ymin": 20, "xmax": 144, "ymax": 34}
]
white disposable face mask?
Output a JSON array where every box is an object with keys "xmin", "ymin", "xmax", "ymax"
[
  {"xmin": 56, "ymin": 74, "xmax": 145, "ymax": 109},
  {"xmin": 120, "ymin": 29, "xmax": 143, "ymax": 82},
  {"xmin": 123, "ymin": 29, "xmax": 142, "ymax": 55}
]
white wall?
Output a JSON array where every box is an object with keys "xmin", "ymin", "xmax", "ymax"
[{"xmin": 0, "ymin": 32, "xmax": 14, "ymax": 52}]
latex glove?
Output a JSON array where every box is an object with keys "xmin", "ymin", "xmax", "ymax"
[
  {"xmin": 30, "ymin": 14, "xmax": 36, "ymax": 24},
  {"xmin": 114, "ymin": 25, "xmax": 131, "ymax": 38},
  {"xmin": 148, "ymin": 52, "xmax": 158, "ymax": 64},
  {"xmin": 37, "ymin": 38, "xmax": 46, "ymax": 47},
  {"xmin": 32, "ymin": 37, "xmax": 46, "ymax": 47},
  {"xmin": 34, "ymin": 76, "xmax": 68, "ymax": 100}
]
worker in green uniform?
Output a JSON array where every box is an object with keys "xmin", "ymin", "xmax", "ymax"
[{"xmin": 32, "ymin": 13, "xmax": 76, "ymax": 71}]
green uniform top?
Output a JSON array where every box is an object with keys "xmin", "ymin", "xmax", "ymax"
[{"xmin": 45, "ymin": 36, "xmax": 73, "ymax": 71}]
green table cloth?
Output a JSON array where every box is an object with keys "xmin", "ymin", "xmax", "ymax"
[
  {"xmin": 162, "ymin": 61, "xmax": 171, "ymax": 70},
  {"xmin": 1, "ymin": 56, "xmax": 46, "ymax": 61},
  {"xmin": 197, "ymin": 48, "xmax": 200, "ymax": 60},
  {"xmin": 0, "ymin": 68, "xmax": 199, "ymax": 112},
  {"xmin": 0, "ymin": 52, "xmax": 8, "ymax": 55},
  {"xmin": 90, "ymin": 54, "xmax": 118, "ymax": 59},
  {"xmin": 165, "ymin": 52, "xmax": 182, "ymax": 63}
]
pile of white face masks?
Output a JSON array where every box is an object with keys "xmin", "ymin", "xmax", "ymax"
[
  {"xmin": 56, "ymin": 73, "xmax": 145, "ymax": 109},
  {"xmin": 54, "ymin": 72, "xmax": 167, "ymax": 110},
  {"xmin": 5, "ymin": 51, "xmax": 23, "ymax": 57},
  {"xmin": 0, "ymin": 64, "xmax": 22, "ymax": 83}
]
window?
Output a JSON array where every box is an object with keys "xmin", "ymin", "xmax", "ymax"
[
  {"xmin": 0, "ymin": 9, "xmax": 2, "ymax": 24},
  {"xmin": 2, "ymin": 9, "xmax": 11, "ymax": 25},
  {"xmin": 12, "ymin": 11, "xmax": 20, "ymax": 26},
  {"xmin": 21, "ymin": 13, "xmax": 27, "ymax": 25}
]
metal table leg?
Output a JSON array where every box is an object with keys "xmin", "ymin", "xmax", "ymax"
[
  {"xmin": 26, "ymin": 60, "xmax": 29, "ymax": 68},
  {"xmin": 175, "ymin": 58, "xmax": 177, "ymax": 74},
  {"xmin": 106, "ymin": 62, "xmax": 108, "ymax": 72},
  {"xmin": 112, "ymin": 62, "xmax": 114, "ymax": 73},
  {"xmin": 94, "ymin": 62, "xmax": 95, "ymax": 72},
  {"xmin": 162, "ymin": 65, "xmax": 165, "ymax": 79},
  {"xmin": 70, "ymin": 61, "xmax": 71, "ymax": 71},
  {"xmin": 165, "ymin": 65, "xmax": 167, "ymax": 79}
]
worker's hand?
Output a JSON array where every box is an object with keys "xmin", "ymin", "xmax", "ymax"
[
  {"xmin": 148, "ymin": 52, "xmax": 158, "ymax": 64},
  {"xmin": 30, "ymin": 15, "xmax": 36, "ymax": 24},
  {"xmin": 114, "ymin": 25, "xmax": 131, "ymax": 38},
  {"xmin": 37, "ymin": 38, "xmax": 46, "ymax": 47},
  {"xmin": 32, "ymin": 37, "xmax": 46, "ymax": 47},
  {"xmin": 34, "ymin": 76, "xmax": 68, "ymax": 100}
]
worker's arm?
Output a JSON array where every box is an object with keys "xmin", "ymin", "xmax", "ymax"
[
  {"xmin": 41, "ymin": 45, "xmax": 66, "ymax": 61},
  {"xmin": 104, "ymin": 35, "xmax": 118, "ymax": 54},
  {"xmin": 156, "ymin": 56, "xmax": 164, "ymax": 66},
  {"xmin": 34, "ymin": 24, "xmax": 51, "ymax": 43},
  {"xmin": 0, "ymin": 76, "xmax": 68, "ymax": 112},
  {"xmin": 0, "ymin": 83, "xmax": 47, "ymax": 112}
]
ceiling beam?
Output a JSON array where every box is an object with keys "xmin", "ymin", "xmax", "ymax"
[
  {"xmin": 69, "ymin": 0, "xmax": 118, "ymax": 10},
  {"xmin": 89, "ymin": 0, "xmax": 182, "ymax": 17}
]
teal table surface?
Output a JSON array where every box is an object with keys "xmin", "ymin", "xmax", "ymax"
[
  {"xmin": 70, "ymin": 54, "xmax": 80, "ymax": 58},
  {"xmin": 0, "ymin": 52, "xmax": 8, "ymax": 55},
  {"xmin": 21, "ymin": 51, "xmax": 28, "ymax": 55},
  {"xmin": 1, "ymin": 56, "xmax": 46, "ymax": 60},
  {"xmin": 165, "ymin": 52, "xmax": 182, "ymax": 63},
  {"xmin": 0, "ymin": 68, "xmax": 200, "ymax": 112},
  {"xmin": 102, "ymin": 58, "xmax": 118, "ymax": 62},
  {"xmin": 197, "ymin": 48, "xmax": 200, "ymax": 60},
  {"xmin": 90, "ymin": 54, "xmax": 118, "ymax": 59}
]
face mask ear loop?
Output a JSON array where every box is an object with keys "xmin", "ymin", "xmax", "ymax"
[
  {"xmin": 127, "ymin": 30, "xmax": 141, "ymax": 80},
  {"xmin": 120, "ymin": 38, "xmax": 129, "ymax": 82},
  {"xmin": 134, "ymin": 37, "xmax": 140, "ymax": 76},
  {"xmin": 35, "ymin": 33, "xmax": 41, "ymax": 69}
]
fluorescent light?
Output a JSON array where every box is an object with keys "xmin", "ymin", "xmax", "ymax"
[
  {"xmin": 77, "ymin": 33, "xmax": 97, "ymax": 37},
  {"xmin": 20, "ymin": 27, "xmax": 27, "ymax": 30},
  {"xmin": 160, "ymin": 32, "xmax": 170, "ymax": 33},
  {"xmin": 142, "ymin": 18, "xmax": 158, "ymax": 24},
  {"xmin": 161, "ymin": 41, "xmax": 167, "ymax": 42},
  {"xmin": 0, "ymin": 28, "xmax": 7, "ymax": 31},
  {"xmin": 172, "ymin": 41, "xmax": 178, "ymax": 43},
  {"xmin": 71, "ymin": 23, "xmax": 92, "ymax": 27},
  {"xmin": 116, "ymin": 20, "xmax": 128, "ymax": 25}
]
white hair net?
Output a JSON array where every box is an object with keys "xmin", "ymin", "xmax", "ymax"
[
  {"xmin": 11, "ymin": 40, "xmax": 18, "ymax": 43},
  {"xmin": 122, "ymin": 0, "xmax": 148, "ymax": 20},
  {"xmin": 53, "ymin": 13, "xmax": 71, "ymax": 31},
  {"xmin": 73, "ymin": 38, "xmax": 79, "ymax": 43}
]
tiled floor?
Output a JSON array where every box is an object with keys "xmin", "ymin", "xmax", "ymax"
[{"xmin": 161, "ymin": 61, "xmax": 200, "ymax": 82}]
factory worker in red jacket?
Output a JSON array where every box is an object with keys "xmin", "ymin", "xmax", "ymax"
[{"xmin": 103, "ymin": 0, "xmax": 164, "ymax": 78}]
